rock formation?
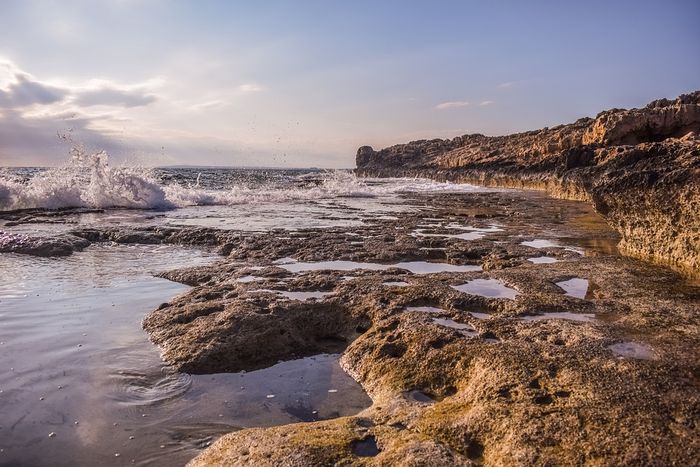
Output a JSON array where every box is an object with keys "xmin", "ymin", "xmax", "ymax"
[
  {"xmin": 356, "ymin": 92, "xmax": 700, "ymax": 274},
  {"xmin": 116, "ymin": 191, "xmax": 698, "ymax": 466}
]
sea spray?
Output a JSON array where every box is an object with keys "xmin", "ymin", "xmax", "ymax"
[
  {"xmin": 0, "ymin": 151, "xmax": 485, "ymax": 212},
  {"xmin": 0, "ymin": 148, "xmax": 171, "ymax": 211}
]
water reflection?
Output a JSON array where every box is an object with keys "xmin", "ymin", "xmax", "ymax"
[{"xmin": 0, "ymin": 245, "xmax": 370, "ymax": 467}]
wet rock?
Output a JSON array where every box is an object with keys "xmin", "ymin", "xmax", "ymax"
[
  {"xmin": 0, "ymin": 231, "xmax": 91, "ymax": 257},
  {"xmin": 173, "ymin": 190, "xmax": 700, "ymax": 466}
]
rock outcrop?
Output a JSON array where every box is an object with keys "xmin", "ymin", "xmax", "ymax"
[
  {"xmin": 356, "ymin": 92, "xmax": 700, "ymax": 274},
  {"xmin": 131, "ymin": 191, "xmax": 698, "ymax": 466},
  {"xmin": 0, "ymin": 231, "xmax": 91, "ymax": 256}
]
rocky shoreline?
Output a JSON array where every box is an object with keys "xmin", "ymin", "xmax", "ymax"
[
  {"xmin": 356, "ymin": 92, "xmax": 700, "ymax": 275},
  {"xmin": 12, "ymin": 189, "xmax": 693, "ymax": 465}
]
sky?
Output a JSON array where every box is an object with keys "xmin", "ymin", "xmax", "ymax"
[{"xmin": 0, "ymin": 0, "xmax": 698, "ymax": 168}]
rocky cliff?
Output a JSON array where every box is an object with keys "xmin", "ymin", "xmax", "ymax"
[{"xmin": 356, "ymin": 92, "xmax": 700, "ymax": 274}]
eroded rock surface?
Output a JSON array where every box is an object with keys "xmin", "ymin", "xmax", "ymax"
[
  {"xmin": 356, "ymin": 91, "xmax": 700, "ymax": 274},
  {"xmin": 0, "ymin": 230, "xmax": 91, "ymax": 256},
  {"xmin": 70, "ymin": 190, "xmax": 699, "ymax": 465}
]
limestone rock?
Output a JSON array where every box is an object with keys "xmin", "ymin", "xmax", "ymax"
[{"xmin": 355, "ymin": 91, "xmax": 700, "ymax": 274}]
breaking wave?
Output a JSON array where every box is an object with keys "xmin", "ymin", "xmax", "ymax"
[{"xmin": 0, "ymin": 149, "xmax": 483, "ymax": 212}]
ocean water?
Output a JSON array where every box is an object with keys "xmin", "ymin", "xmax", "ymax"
[
  {"xmin": 0, "ymin": 152, "xmax": 489, "ymax": 466},
  {"xmin": 0, "ymin": 151, "xmax": 486, "ymax": 233}
]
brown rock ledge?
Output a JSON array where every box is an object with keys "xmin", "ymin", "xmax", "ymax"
[{"xmin": 355, "ymin": 92, "xmax": 700, "ymax": 275}]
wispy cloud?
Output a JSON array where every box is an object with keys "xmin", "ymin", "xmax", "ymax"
[
  {"xmin": 0, "ymin": 59, "xmax": 160, "ymax": 111},
  {"xmin": 497, "ymin": 81, "xmax": 523, "ymax": 89},
  {"xmin": 237, "ymin": 83, "xmax": 263, "ymax": 93},
  {"xmin": 434, "ymin": 100, "xmax": 470, "ymax": 110},
  {"xmin": 0, "ymin": 72, "xmax": 68, "ymax": 109},
  {"xmin": 74, "ymin": 85, "xmax": 157, "ymax": 108},
  {"xmin": 479, "ymin": 100, "xmax": 494, "ymax": 106}
]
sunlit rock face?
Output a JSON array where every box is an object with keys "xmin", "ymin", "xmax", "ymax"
[{"xmin": 356, "ymin": 91, "xmax": 700, "ymax": 274}]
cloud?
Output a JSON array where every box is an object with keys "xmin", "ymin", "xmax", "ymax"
[
  {"xmin": 0, "ymin": 60, "xmax": 159, "ymax": 111},
  {"xmin": 0, "ymin": 58, "xmax": 164, "ymax": 165},
  {"xmin": 497, "ymin": 81, "xmax": 515, "ymax": 88},
  {"xmin": 237, "ymin": 83, "xmax": 263, "ymax": 93},
  {"xmin": 0, "ymin": 73, "xmax": 68, "ymax": 108},
  {"xmin": 479, "ymin": 100, "xmax": 494, "ymax": 106},
  {"xmin": 74, "ymin": 85, "xmax": 157, "ymax": 108},
  {"xmin": 434, "ymin": 100, "xmax": 470, "ymax": 110}
]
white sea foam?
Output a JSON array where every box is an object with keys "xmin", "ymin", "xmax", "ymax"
[
  {"xmin": 0, "ymin": 149, "xmax": 171, "ymax": 211},
  {"xmin": 0, "ymin": 149, "xmax": 486, "ymax": 212}
]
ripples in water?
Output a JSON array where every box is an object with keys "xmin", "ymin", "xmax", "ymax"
[{"xmin": 109, "ymin": 368, "xmax": 193, "ymax": 406}]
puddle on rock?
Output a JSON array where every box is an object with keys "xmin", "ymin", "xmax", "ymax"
[
  {"xmin": 468, "ymin": 311, "xmax": 492, "ymax": 319},
  {"xmin": 272, "ymin": 257, "xmax": 298, "ymax": 265},
  {"xmin": 406, "ymin": 389, "xmax": 436, "ymax": 404},
  {"xmin": 528, "ymin": 256, "xmax": 558, "ymax": 264},
  {"xmin": 452, "ymin": 279, "xmax": 519, "ymax": 299},
  {"xmin": 521, "ymin": 239, "xmax": 559, "ymax": 248},
  {"xmin": 279, "ymin": 260, "xmax": 480, "ymax": 274},
  {"xmin": 406, "ymin": 306, "xmax": 445, "ymax": 313},
  {"xmin": 412, "ymin": 224, "xmax": 502, "ymax": 242},
  {"xmin": 557, "ymin": 278, "xmax": 589, "ymax": 299},
  {"xmin": 250, "ymin": 289, "xmax": 334, "ymax": 301},
  {"xmin": 520, "ymin": 312, "xmax": 595, "ymax": 322},
  {"xmin": 352, "ymin": 436, "xmax": 380, "ymax": 457},
  {"xmin": 608, "ymin": 342, "xmax": 656, "ymax": 360},
  {"xmin": 383, "ymin": 281, "xmax": 409, "ymax": 287},
  {"xmin": 237, "ymin": 275, "xmax": 264, "ymax": 283},
  {"xmin": 432, "ymin": 318, "xmax": 479, "ymax": 337}
]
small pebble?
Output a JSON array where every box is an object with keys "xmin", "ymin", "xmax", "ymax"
[
  {"xmin": 266, "ymin": 394, "xmax": 275, "ymax": 399},
  {"xmin": 114, "ymin": 453, "xmax": 120, "ymax": 457},
  {"xmin": 74, "ymin": 421, "xmax": 79, "ymax": 425},
  {"xmin": 129, "ymin": 436, "xmax": 135, "ymax": 440},
  {"xmin": 39, "ymin": 397, "xmax": 45, "ymax": 401},
  {"xmin": 328, "ymin": 389, "xmax": 338, "ymax": 393},
  {"xmin": 48, "ymin": 432, "xmax": 56, "ymax": 438}
]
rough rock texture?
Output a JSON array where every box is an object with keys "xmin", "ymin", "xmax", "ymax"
[
  {"xmin": 0, "ymin": 230, "xmax": 91, "ymax": 256},
  {"xmin": 355, "ymin": 92, "xmax": 700, "ymax": 274},
  {"xmin": 75, "ymin": 190, "xmax": 699, "ymax": 466}
]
